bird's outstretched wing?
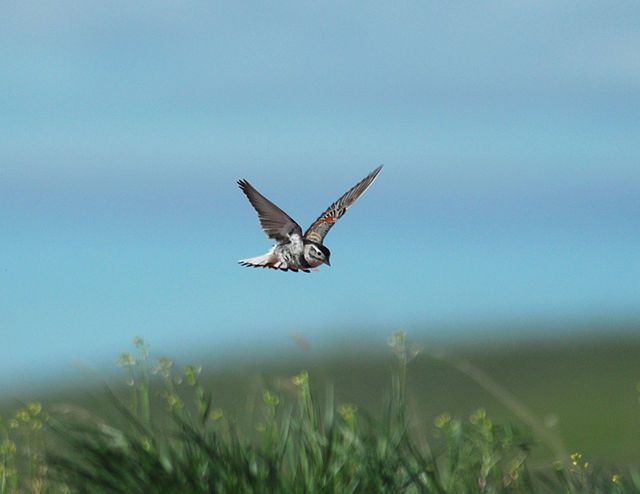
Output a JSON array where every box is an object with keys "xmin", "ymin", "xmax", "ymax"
[
  {"xmin": 304, "ymin": 165, "xmax": 382, "ymax": 243},
  {"xmin": 238, "ymin": 179, "xmax": 303, "ymax": 242}
]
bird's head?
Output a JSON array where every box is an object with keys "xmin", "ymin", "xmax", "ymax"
[{"xmin": 304, "ymin": 242, "xmax": 331, "ymax": 267}]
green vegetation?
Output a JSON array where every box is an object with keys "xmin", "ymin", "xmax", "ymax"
[{"xmin": 1, "ymin": 332, "xmax": 639, "ymax": 492}]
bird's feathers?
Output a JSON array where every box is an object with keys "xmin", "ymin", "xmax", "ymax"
[
  {"xmin": 238, "ymin": 251, "xmax": 310, "ymax": 273},
  {"xmin": 238, "ymin": 165, "xmax": 382, "ymax": 272},
  {"xmin": 237, "ymin": 179, "xmax": 302, "ymax": 241},
  {"xmin": 304, "ymin": 165, "xmax": 383, "ymax": 243}
]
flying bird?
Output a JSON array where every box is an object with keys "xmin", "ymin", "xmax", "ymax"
[{"xmin": 237, "ymin": 165, "xmax": 383, "ymax": 272}]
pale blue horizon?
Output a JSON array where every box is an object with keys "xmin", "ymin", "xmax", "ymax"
[{"xmin": 1, "ymin": 1, "xmax": 639, "ymax": 393}]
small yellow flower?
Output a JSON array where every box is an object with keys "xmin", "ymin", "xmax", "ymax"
[
  {"xmin": 0, "ymin": 465, "xmax": 17, "ymax": 479},
  {"xmin": 158, "ymin": 357, "xmax": 173, "ymax": 368},
  {"xmin": 184, "ymin": 365, "xmax": 202, "ymax": 386},
  {"xmin": 469, "ymin": 408, "xmax": 487, "ymax": 425},
  {"xmin": 434, "ymin": 412, "xmax": 452, "ymax": 429},
  {"xmin": 15, "ymin": 409, "xmax": 30, "ymax": 423},
  {"xmin": 292, "ymin": 370, "xmax": 309, "ymax": 387},
  {"xmin": 154, "ymin": 357, "xmax": 174, "ymax": 377},
  {"xmin": 387, "ymin": 331, "xmax": 420, "ymax": 361},
  {"xmin": 118, "ymin": 353, "xmax": 135, "ymax": 367},
  {"xmin": 338, "ymin": 404, "xmax": 357, "ymax": 424},
  {"xmin": 140, "ymin": 436, "xmax": 153, "ymax": 452},
  {"xmin": 1, "ymin": 439, "xmax": 17, "ymax": 455},
  {"xmin": 387, "ymin": 330, "xmax": 406, "ymax": 349},
  {"xmin": 612, "ymin": 473, "xmax": 621, "ymax": 484},
  {"xmin": 263, "ymin": 390, "xmax": 280, "ymax": 407},
  {"xmin": 27, "ymin": 401, "xmax": 42, "ymax": 416},
  {"xmin": 570, "ymin": 452, "xmax": 582, "ymax": 466},
  {"xmin": 164, "ymin": 392, "xmax": 182, "ymax": 410}
]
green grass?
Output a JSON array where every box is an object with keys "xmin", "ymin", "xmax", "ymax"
[{"xmin": 1, "ymin": 332, "xmax": 639, "ymax": 493}]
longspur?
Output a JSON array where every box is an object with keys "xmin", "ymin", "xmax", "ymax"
[{"xmin": 238, "ymin": 166, "xmax": 382, "ymax": 272}]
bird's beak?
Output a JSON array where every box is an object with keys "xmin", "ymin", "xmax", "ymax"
[{"xmin": 325, "ymin": 258, "xmax": 331, "ymax": 266}]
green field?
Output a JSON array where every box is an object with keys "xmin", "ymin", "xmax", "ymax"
[
  {"xmin": 91, "ymin": 335, "xmax": 631, "ymax": 460},
  {"xmin": 195, "ymin": 332, "xmax": 640, "ymax": 463},
  {"xmin": 2, "ymin": 329, "xmax": 639, "ymax": 492}
]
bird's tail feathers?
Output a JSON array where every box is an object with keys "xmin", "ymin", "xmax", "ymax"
[
  {"xmin": 238, "ymin": 252, "xmax": 309, "ymax": 272},
  {"xmin": 238, "ymin": 252, "xmax": 278, "ymax": 269}
]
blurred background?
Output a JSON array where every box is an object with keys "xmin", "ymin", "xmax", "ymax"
[{"xmin": 1, "ymin": 1, "xmax": 639, "ymax": 457}]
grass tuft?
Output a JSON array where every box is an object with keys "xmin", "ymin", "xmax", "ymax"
[{"xmin": 1, "ymin": 333, "xmax": 638, "ymax": 492}]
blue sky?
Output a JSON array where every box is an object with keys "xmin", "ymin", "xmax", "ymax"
[{"xmin": 1, "ymin": 1, "xmax": 639, "ymax": 392}]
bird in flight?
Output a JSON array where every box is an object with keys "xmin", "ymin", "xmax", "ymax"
[{"xmin": 237, "ymin": 165, "xmax": 383, "ymax": 272}]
